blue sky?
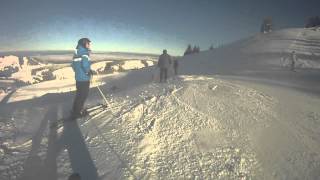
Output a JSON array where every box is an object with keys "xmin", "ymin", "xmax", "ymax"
[{"xmin": 1, "ymin": 0, "xmax": 319, "ymax": 55}]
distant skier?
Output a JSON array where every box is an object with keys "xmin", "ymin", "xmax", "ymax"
[
  {"xmin": 158, "ymin": 49, "xmax": 172, "ymax": 83},
  {"xmin": 281, "ymin": 51, "xmax": 298, "ymax": 71},
  {"xmin": 71, "ymin": 38, "xmax": 94, "ymax": 119},
  {"xmin": 289, "ymin": 51, "xmax": 297, "ymax": 72},
  {"xmin": 173, "ymin": 59, "xmax": 179, "ymax": 76}
]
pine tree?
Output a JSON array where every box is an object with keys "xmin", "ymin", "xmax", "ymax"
[
  {"xmin": 192, "ymin": 46, "xmax": 197, "ymax": 54},
  {"xmin": 196, "ymin": 46, "xmax": 200, "ymax": 53},
  {"xmin": 306, "ymin": 17, "xmax": 315, "ymax": 28},
  {"xmin": 316, "ymin": 16, "xmax": 320, "ymax": 27},
  {"xmin": 306, "ymin": 16, "xmax": 320, "ymax": 28},
  {"xmin": 184, "ymin": 44, "xmax": 193, "ymax": 56}
]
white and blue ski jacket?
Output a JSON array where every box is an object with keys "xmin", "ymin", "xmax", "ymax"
[{"xmin": 71, "ymin": 46, "xmax": 91, "ymax": 81}]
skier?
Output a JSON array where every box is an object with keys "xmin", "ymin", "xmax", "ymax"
[
  {"xmin": 158, "ymin": 49, "xmax": 172, "ymax": 83},
  {"xmin": 71, "ymin": 38, "xmax": 94, "ymax": 119},
  {"xmin": 173, "ymin": 59, "xmax": 179, "ymax": 76},
  {"xmin": 184, "ymin": 45, "xmax": 193, "ymax": 56},
  {"xmin": 289, "ymin": 51, "xmax": 297, "ymax": 72}
]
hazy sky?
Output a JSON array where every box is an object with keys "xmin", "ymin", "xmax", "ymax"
[{"xmin": 1, "ymin": 0, "xmax": 319, "ymax": 55}]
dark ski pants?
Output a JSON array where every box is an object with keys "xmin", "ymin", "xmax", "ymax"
[
  {"xmin": 160, "ymin": 68, "xmax": 168, "ymax": 83},
  {"xmin": 72, "ymin": 81, "xmax": 90, "ymax": 115}
]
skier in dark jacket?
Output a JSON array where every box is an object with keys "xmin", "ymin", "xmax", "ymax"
[
  {"xmin": 158, "ymin": 49, "xmax": 172, "ymax": 83},
  {"xmin": 71, "ymin": 38, "xmax": 93, "ymax": 119},
  {"xmin": 290, "ymin": 51, "xmax": 297, "ymax": 71}
]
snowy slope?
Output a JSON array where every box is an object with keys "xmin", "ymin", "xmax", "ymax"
[
  {"xmin": 73, "ymin": 76, "xmax": 278, "ymax": 179},
  {"xmin": 2, "ymin": 74, "xmax": 320, "ymax": 180},
  {"xmin": 0, "ymin": 76, "xmax": 278, "ymax": 179},
  {"xmin": 180, "ymin": 28, "xmax": 320, "ymax": 76},
  {"xmin": 1, "ymin": 28, "xmax": 320, "ymax": 180},
  {"xmin": 179, "ymin": 27, "xmax": 320, "ymax": 95}
]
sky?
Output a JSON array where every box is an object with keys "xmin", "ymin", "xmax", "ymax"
[{"xmin": 1, "ymin": 0, "xmax": 319, "ymax": 55}]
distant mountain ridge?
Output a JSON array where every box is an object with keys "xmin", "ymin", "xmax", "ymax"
[{"xmin": 0, "ymin": 50, "xmax": 160, "ymax": 57}]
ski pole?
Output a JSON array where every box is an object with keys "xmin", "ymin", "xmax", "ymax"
[
  {"xmin": 92, "ymin": 70, "xmax": 115, "ymax": 115},
  {"xmin": 89, "ymin": 72, "xmax": 139, "ymax": 179}
]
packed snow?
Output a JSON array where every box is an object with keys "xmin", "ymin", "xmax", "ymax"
[{"xmin": 1, "ymin": 27, "xmax": 320, "ymax": 180}]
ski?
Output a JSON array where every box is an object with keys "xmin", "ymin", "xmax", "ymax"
[{"xmin": 50, "ymin": 103, "xmax": 108, "ymax": 129}]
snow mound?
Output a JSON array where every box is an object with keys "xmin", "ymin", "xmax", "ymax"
[
  {"xmin": 74, "ymin": 76, "xmax": 276, "ymax": 179},
  {"xmin": 3, "ymin": 75, "xmax": 276, "ymax": 179},
  {"xmin": 0, "ymin": 55, "xmax": 50, "ymax": 84},
  {"xmin": 52, "ymin": 60, "xmax": 155, "ymax": 81},
  {"xmin": 120, "ymin": 60, "xmax": 154, "ymax": 70},
  {"xmin": 52, "ymin": 67, "xmax": 74, "ymax": 80},
  {"xmin": 0, "ymin": 56, "xmax": 20, "ymax": 70},
  {"xmin": 0, "ymin": 56, "xmax": 21, "ymax": 77},
  {"xmin": 90, "ymin": 61, "xmax": 113, "ymax": 74}
]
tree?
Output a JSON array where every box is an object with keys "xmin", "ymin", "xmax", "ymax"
[
  {"xmin": 192, "ymin": 46, "xmax": 197, "ymax": 54},
  {"xmin": 184, "ymin": 44, "xmax": 200, "ymax": 55},
  {"xmin": 306, "ymin": 16, "xmax": 320, "ymax": 28},
  {"xmin": 183, "ymin": 44, "xmax": 193, "ymax": 56},
  {"xmin": 196, "ymin": 46, "xmax": 200, "ymax": 53}
]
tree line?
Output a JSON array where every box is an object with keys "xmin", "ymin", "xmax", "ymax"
[
  {"xmin": 183, "ymin": 45, "xmax": 200, "ymax": 56},
  {"xmin": 305, "ymin": 16, "xmax": 320, "ymax": 28}
]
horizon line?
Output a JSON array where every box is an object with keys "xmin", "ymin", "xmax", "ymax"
[{"xmin": 0, "ymin": 49, "xmax": 168, "ymax": 56}]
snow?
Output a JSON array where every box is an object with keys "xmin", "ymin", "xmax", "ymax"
[
  {"xmin": 0, "ymin": 55, "xmax": 20, "ymax": 70},
  {"xmin": 31, "ymin": 52, "xmax": 158, "ymax": 64},
  {"xmin": 53, "ymin": 67, "xmax": 74, "ymax": 80},
  {"xmin": 1, "ymin": 27, "xmax": 320, "ymax": 179},
  {"xmin": 2, "ymin": 59, "xmax": 155, "ymax": 102},
  {"xmin": 0, "ymin": 56, "xmax": 48, "ymax": 84},
  {"xmin": 120, "ymin": 60, "xmax": 153, "ymax": 70}
]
